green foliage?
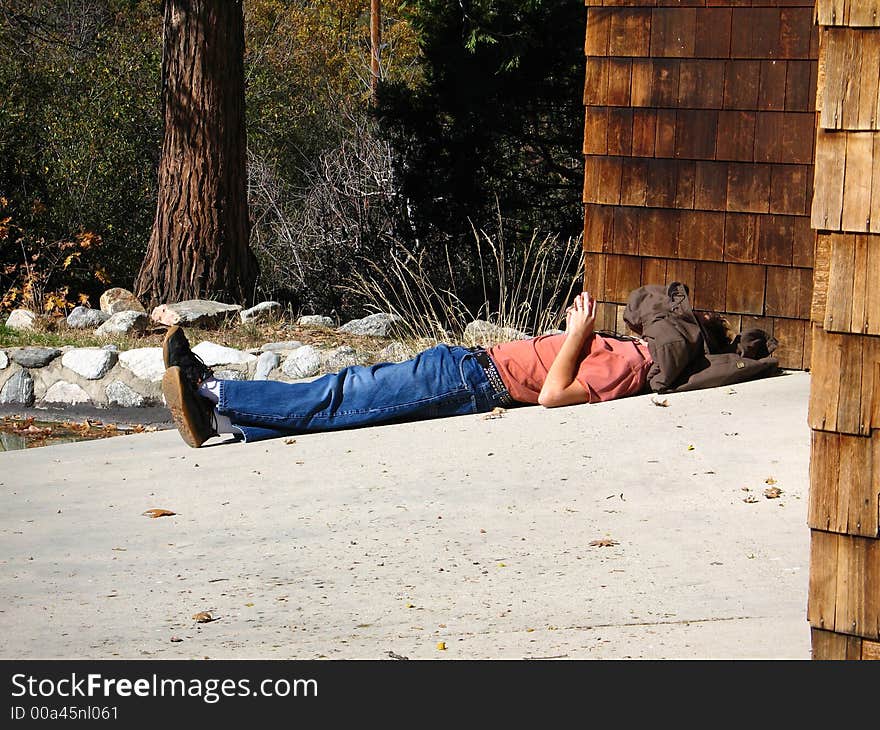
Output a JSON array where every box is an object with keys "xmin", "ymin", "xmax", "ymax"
[
  {"xmin": 245, "ymin": 0, "xmax": 420, "ymax": 186},
  {"xmin": 0, "ymin": 0, "xmax": 163, "ymax": 305},
  {"xmin": 0, "ymin": 0, "xmax": 584, "ymax": 320},
  {"xmin": 378, "ymin": 0, "xmax": 585, "ymax": 267}
]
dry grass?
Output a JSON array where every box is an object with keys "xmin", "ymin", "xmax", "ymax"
[{"xmin": 344, "ymin": 229, "xmax": 584, "ymax": 347}]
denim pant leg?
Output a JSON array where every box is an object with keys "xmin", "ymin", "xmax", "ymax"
[{"xmin": 216, "ymin": 345, "xmax": 498, "ymax": 442}]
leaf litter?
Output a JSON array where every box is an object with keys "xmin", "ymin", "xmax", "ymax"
[{"xmin": 143, "ymin": 508, "xmax": 176, "ymax": 518}]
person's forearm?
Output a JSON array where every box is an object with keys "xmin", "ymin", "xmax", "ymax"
[{"xmin": 538, "ymin": 330, "xmax": 592, "ymax": 405}]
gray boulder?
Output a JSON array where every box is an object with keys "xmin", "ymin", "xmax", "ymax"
[
  {"xmin": 105, "ymin": 380, "xmax": 146, "ymax": 408},
  {"xmin": 254, "ymin": 351, "xmax": 280, "ymax": 380},
  {"xmin": 0, "ymin": 370, "xmax": 34, "ymax": 405},
  {"xmin": 150, "ymin": 299, "xmax": 241, "ymax": 328},
  {"xmin": 61, "ymin": 348, "xmax": 117, "ymax": 379},
  {"xmin": 240, "ymin": 301, "xmax": 282, "ymax": 323},
  {"xmin": 8, "ymin": 347, "xmax": 62, "ymax": 368},
  {"xmin": 321, "ymin": 345, "xmax": 361, "ymax": 371},
  {"xmin": 377, "ymin": 341, "xmax": 418, "ymax": 363},
  {"xmin": 96, "ymin": 310, "xmax": 149, "ymax": 336},
  {"xmin": 337, "ymin": 312, "xmax": 402, "ymax": 338},
  {"xmin": 5, "ymin": 309, "xmax": 37, "ymax": 331},
  {"xmin": 100, "ymin": 287, "xmax": 146, "ymax": 314},
  {"xmin": 282, "ymin": 345, "xmax": 322, "ymax": 379},
  {"xmin": 0, "ymin": 351, "xmax": 7, "ymax": 370},
  {"xmin": 213, "ymin": 369, "xmax": 247, "ymax": 381},
  {"xmin": 298, "ymin": 315, "xmax": 334, "ymax": 328},
  {"xmin": 66, "ymin": 306, "xmax": 110, "ymax": 329}
]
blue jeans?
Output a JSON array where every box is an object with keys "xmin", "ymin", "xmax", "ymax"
[{"xmin": 216, "ymin": 344, "xmax": 509, "ymax": 443}]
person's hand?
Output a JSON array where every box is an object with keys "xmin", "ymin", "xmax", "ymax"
[{"xmin": 565, "ymin": 292, "xmax": 596, "ymax": 340}]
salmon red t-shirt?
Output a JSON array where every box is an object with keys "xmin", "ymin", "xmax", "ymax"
[{"xmin": 487, "ymin": 333, "xmax": 652, "ymax": 405}]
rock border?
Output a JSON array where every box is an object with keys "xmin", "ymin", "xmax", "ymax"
[{"xmin": 0, "ymin": 339, "xmax": 406, "ymax": 408}]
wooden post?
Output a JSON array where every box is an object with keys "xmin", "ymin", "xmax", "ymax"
[
  {"xmin": 807, "ymin": 1, "xmax": 880, "ymax": 659},
  {"xmin": 370, "ymin": 0, "xmax": 381, "ymax": 103}
]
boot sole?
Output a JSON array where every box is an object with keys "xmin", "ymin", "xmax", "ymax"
[{"xmin": 162, "ymin": 366, "xmax": 212, "ymax": 448}]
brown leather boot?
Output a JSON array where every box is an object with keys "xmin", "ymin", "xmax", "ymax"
[{"xmin": 162, "ymin": 365, "xmax": 217, "ymax": 448}]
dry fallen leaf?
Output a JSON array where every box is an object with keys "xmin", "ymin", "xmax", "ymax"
[
  {"xmin": 651, "ymin": 398, "xmax": 669, "ymax": 407},
  {"xmin": 763, "ymin": 486, "xmax": 783, "ymax": 499},
  {"xmin": 143, "ymin": 508, "xmax": 176, "ymax": 518},
  {"xmin": 589, "ymin": 538, "xmax": 619, "ymax": 547},
  {"xmin": 481, "ymin": 407, "xmax": 507, "ymax": 420},
  {"xmin": 284, "ymin": 438, "xmax": 297, "ymax": 445},
  {"xmin": 687, "ymin": 444, "xmax": 695, "ymax": 451},
  {"xmin": 192, "ymin": 611, "xmax": 215, "ymax": 623},
  {"xmin": 765, "ymin": 477, "xmax": 777, "ymax": 485},
  {"xmin": 743, "ymin": 495, "xmax": 759, "ymax": 503},
  {"xmin": 436, "ymin": 641, "xmax": 446, "ymax": 651}
]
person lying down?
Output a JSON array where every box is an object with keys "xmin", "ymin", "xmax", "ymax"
[{"xmin": 161, "ymin": 282, "xmax": 780, "ymax": 448}]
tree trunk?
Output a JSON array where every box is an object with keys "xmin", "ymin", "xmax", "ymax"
[{"xmin": 135, "ymin": 0, "xmax": 257, "ymax": 308}]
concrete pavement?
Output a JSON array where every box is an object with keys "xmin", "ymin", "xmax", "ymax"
[{"xmin": 0, "ymin": 371, "xmax": 812, "ymax": 659}]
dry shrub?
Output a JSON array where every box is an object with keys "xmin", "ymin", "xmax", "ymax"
[{"xmin": 345, "ymin": 227, "xmax": 584, "ymax": 346}]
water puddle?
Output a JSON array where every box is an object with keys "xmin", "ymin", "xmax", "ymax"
[{"xmin": 0, "ymin": 416, "xmax": 157, "ymax": 451}]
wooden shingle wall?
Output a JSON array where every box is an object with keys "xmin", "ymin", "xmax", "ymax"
[
  {"xmin": 808, "ymin": 0, "xmax": 880, "ymax": 660},
  {"xmin": 582, "ymin": 1, "xmax": 818, "ymax": 369}
]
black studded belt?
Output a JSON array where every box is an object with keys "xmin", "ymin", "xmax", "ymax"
[{"xmin": 468, "ymin": 347, "xmax": 517, "ymax": 407}]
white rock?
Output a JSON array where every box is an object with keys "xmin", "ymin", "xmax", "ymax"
[
  {"xmin": 96, "ymin": 310, "xmax": 149, "ymax": 336},
  {"xmin": 192, "ymin": 341, "xmax": 257, "ymax": 366},
  {"xmin": 240, "ymin": 301, "xmax": 282, "ymax": 323},
  {"xmin": 119, "ymin": 348, "xmax": 165, "ymax": 382},
  {"xmin": 260, "ymin": 341, "xmax": 303, "ymax": 353},
  {"xmin": 42, "ymin": 381, "xmax": 91, "ymax": 404},
  {"xmin": 5, "ymin": 309, "xmax": 37, "ymax": 331},
  {"xmin": 298, "ymin": 315, "xmax": 334, "ymax": 328},
  {"xmin": 61, "ymin": 348, "xmax": 117, "ymax": 380},
  {"xmin": 105, "ymin": 380, "xmax": 146, "ymax": 408},
  {"xmin": 254, "ymin": 351, "xmax": 280, "ymax": 380},
  {"xmin": 282, "ymin": 345, "xmax": 322, "ymax": 379},
  {"xmin": 0, "ymin": 351, "xmax": 7, "ymax": 370},
  {"xmin": 0, "ymin": 370, "xmax": 34, "ymax": 405}
]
